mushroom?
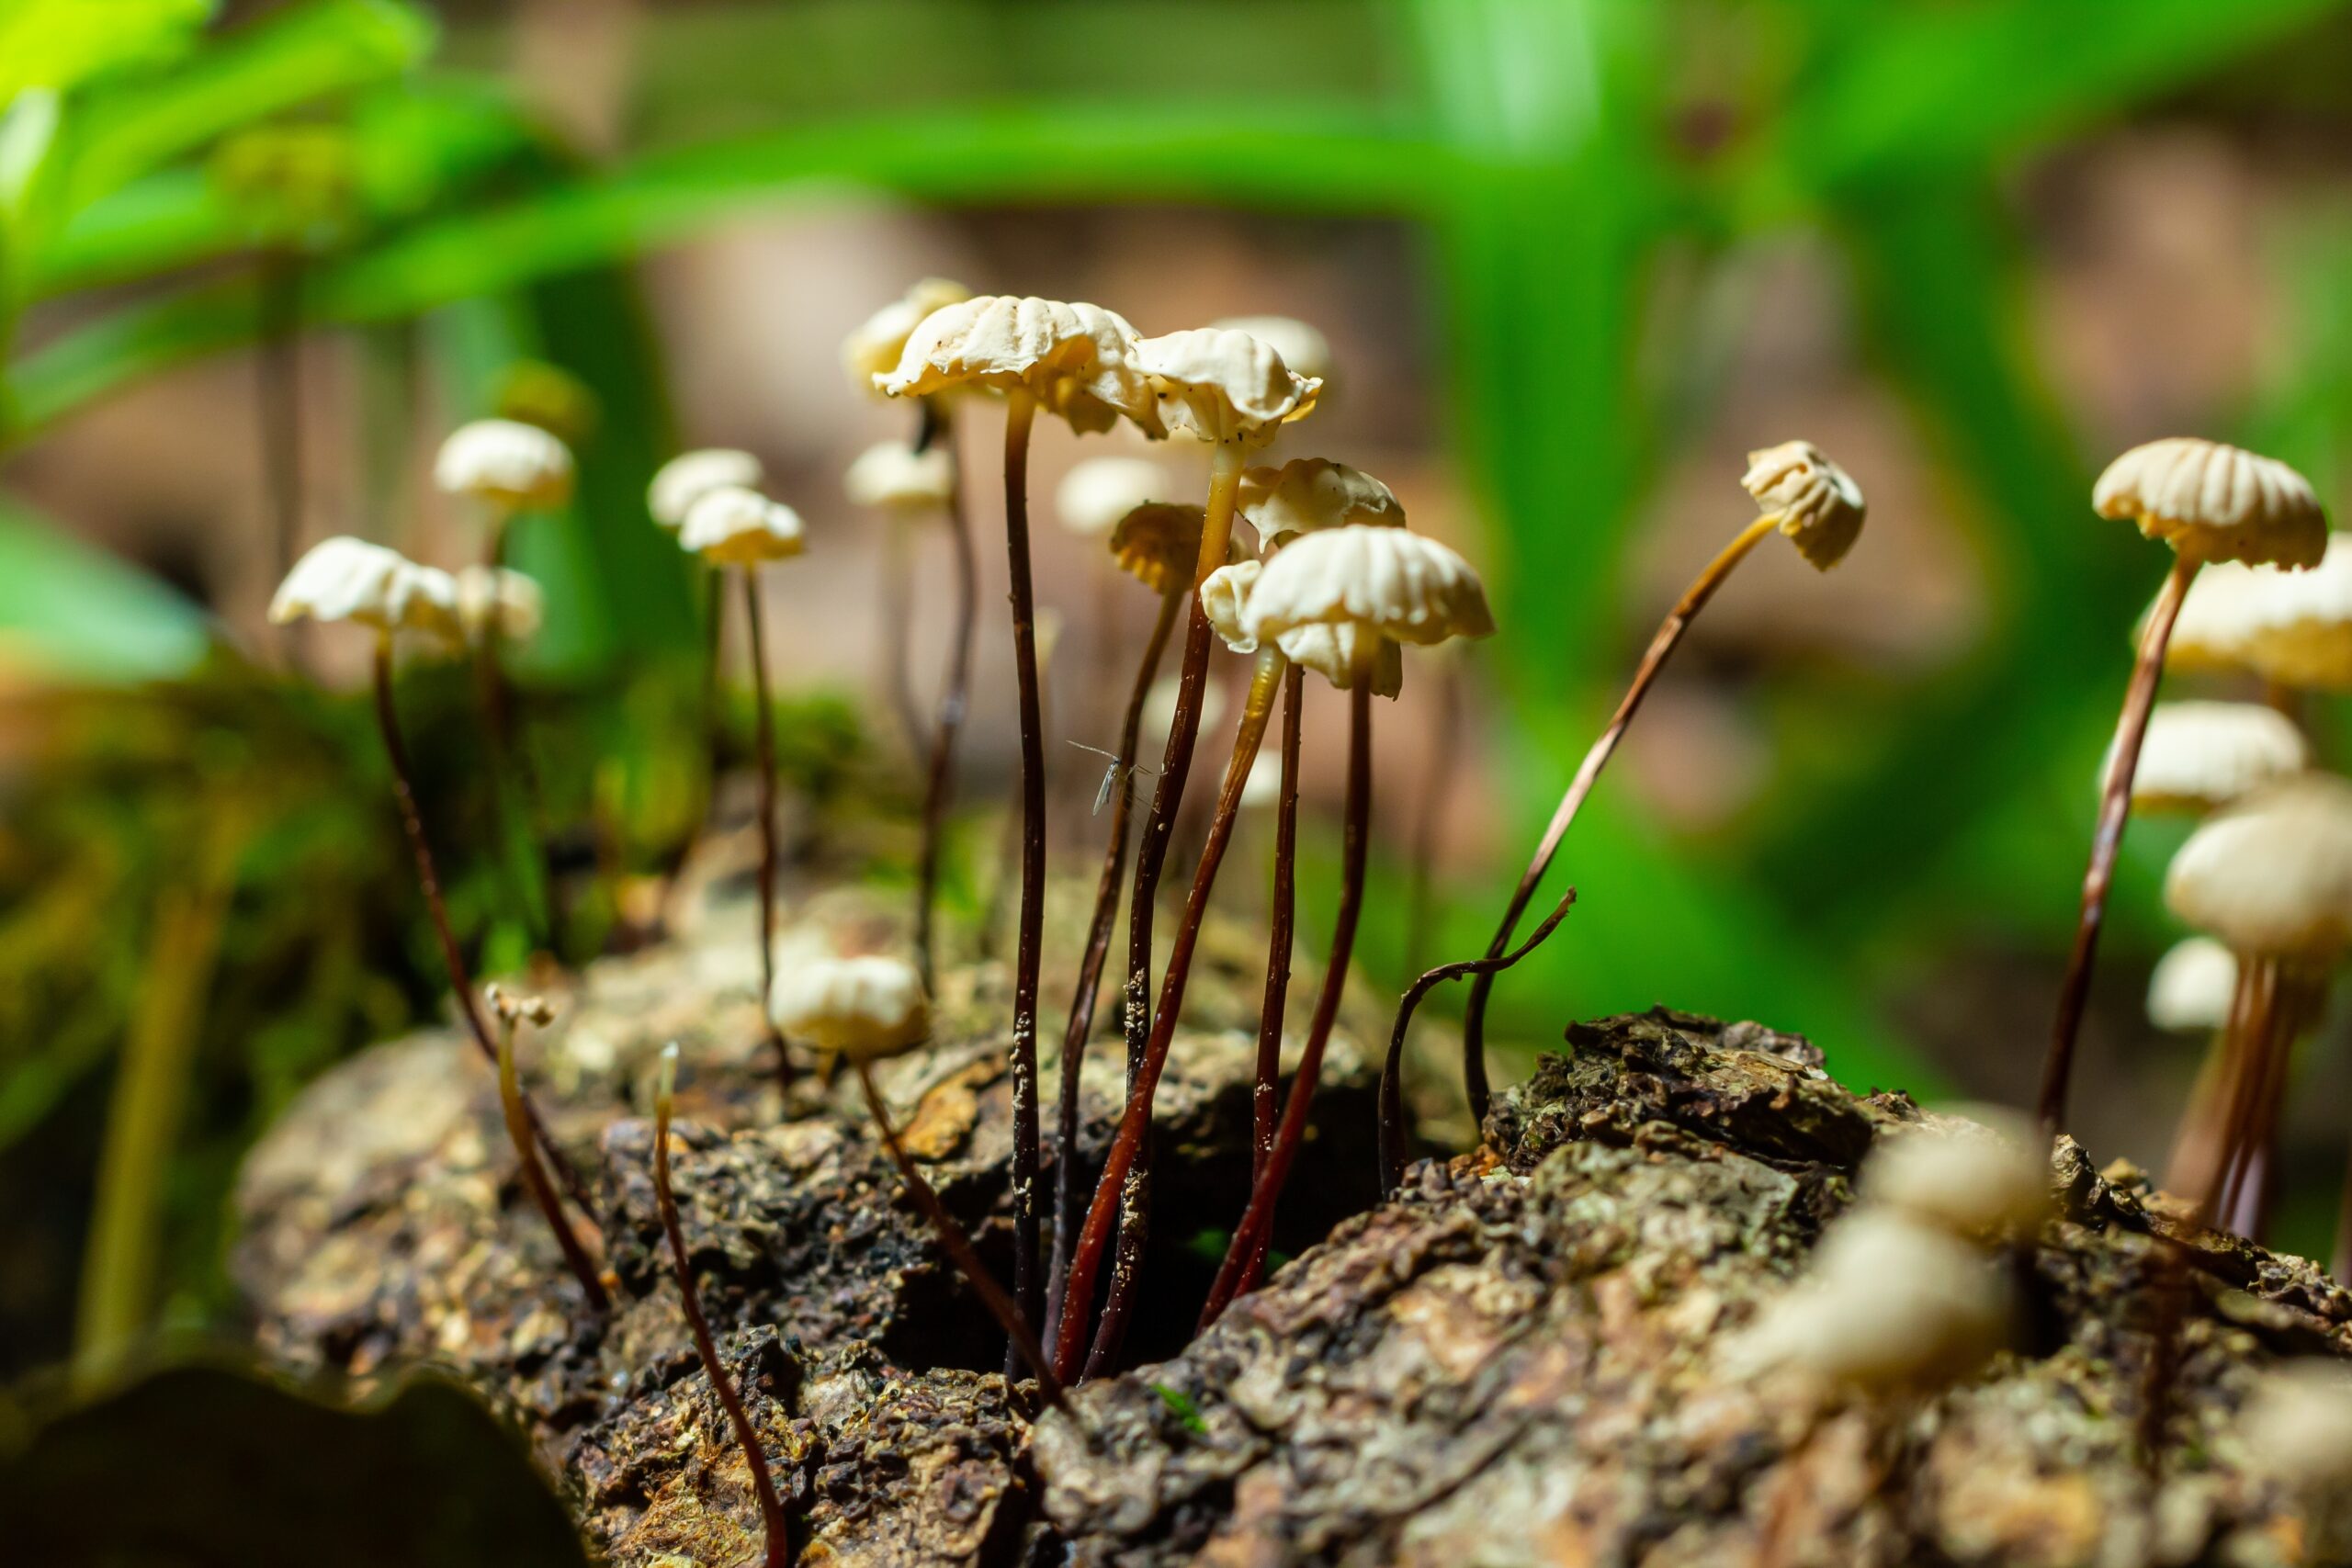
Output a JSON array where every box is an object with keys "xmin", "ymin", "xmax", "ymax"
[
  {"xmin": 1861, "ymin": 1115, "xmax": 2052, "ymax": 1247},
  {"xmin": 650, "ymin": 1043, "xmax": 793, "ymax": 1568},
  {"xmin": 769, "ymin": 958, "xmax": 1068, "ymax": 1408},
  {"xmin": 2148, "ymin": 936, "xmax": 2238, "ymax": 1034},
  {"xmin": 877, "ymin": 294, "xmax": 1162, "ymax": 1359},
  {"xmin": 842, "ymin": 276, "xmax": 973, "ymax": 392},
  {"xmin": 1235, "ymin": 457, "xmax": 1404, "ymax": 542},
  {"xmin": 2040, "ymin": 439, "xmax": 2325, "ymax": 1136},
  {"xmin": 649, "ymin": 448, "xmax": 765, "ymax": 529},
  {"xmin": 1057, "ymin": 456, "xmax": 1175, "ymax": 537},
  {"xmin": 452, "ymin": 565, "xmax": 545, "ymax": 648},
  {"xmin": 268, "ymin": 538, "xmax": 593, "ymax": 1215},
  {"xmin": 482, "ymin": 985, "xmax": 605, "ymax": 1309},
  {"xmin": 2115, "ymin": 701, "xmax": 2308, "ymax": 814},
  {"xmin": 1430, "ymin": 443, "xmax": 1869, "ymax": 1134},
  {"xmin": 1207, "ymin": 314, "xmax": 1332, "ymax": 383},
  {"xmin": 677, "ymin": 486, "xmax": 808, "ymax": 1089}
]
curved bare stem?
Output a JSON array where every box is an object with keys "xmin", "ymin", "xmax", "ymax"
[
  {"xmin": 495, "ymin": 1011, "xmax": 608, "ymax": 1309},
  {"xmin": 742, "ymin": 567, "xmax": 790, "ymax": 1089},
  {"xmin": 1253, "ymin": 664, "xmax": 1304, "ymax": 1183},
  {"xmin": 915, "ymin": 399, "xmax": 977, "ymax": 992},
  {"xmin": 999, "ymin": 390, "xmax": 1049, "ymax": 1370}
]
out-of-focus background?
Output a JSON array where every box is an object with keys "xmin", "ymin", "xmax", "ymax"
[{"xmin": 5, "ymin": 0, "xmax": 2351, "ymax": 1382}]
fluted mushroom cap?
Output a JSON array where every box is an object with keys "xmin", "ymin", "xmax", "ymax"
[
  {"xmin": 1207, "ymin": 315, "xmax": 1331, "ymax": 382},
  {"xmin": 678, "ymin": 487, "xmax": 807, "ymax": 567},
  {"xmin": 1742, "ymin": 441, "xmax": 1867, "ymax": 570},
  {"xmin": 1278, "ymin": 622, "xmax": 1403, "ymax": 698},
  {"xmin": 269, "ymin": 537, "xmax": 460, "ymax": 641},
  {"xmin": 2094, "ymin": 437, "xmax": 2325, "ymax": 569},
  {"xmin": 1244, "ymin": 524, "xmax": 1495, "ymax": 650},
  {"xmin": 1200, "ymin": 559, "xmax": 1262, "ymax": 652},
  {"xmin": 2147, "ymin": 937, "xmax": 2238, "ymax": 1032},
  {"xmin": 843, "ymin": 441, "xmax": 955, "ymax": 512},
  {"xmin": 842, "ymin": 277, "xmax": 973, "ymax": 388},
  {"xmin": 2162, "ymin": 535, "xmax": 2352, "ymax": 688},
  {"xmin": 876, "ymin": 296, "xmax": 1159, "ymax": 436},
  {"xmin": 1135, "ymin": 328, "xmax": 1320, "ymax": 446},
  {"xmin": 650, "ymin": 448, "xmax": 764, "ymax": 528},
  {"xmin": 768, "ymin": 955, "xmax": 930, "ymax": 1062},
  {"xmin": 2165, "ymin": 774, "xmax": 2352, "ymax": 959},
  {"xmin": 1862, "ymin": 1114, "xmax": 2051, "ymax": 1243},
  {"xmin": 1110, "ymin": 503, "xmax": 1216, "ymax": 593},
  {"xmin": 1236, "ymin": 457, "xmax": 1405, "ymax": 544},
  {"xmin": 434, "ymin": 419, "xmax": 574, "ymax": 513},
  {"xmin": 453, "ymin": 566, "xmax": 544, "ymax": 644},
  {"xmin": 2112, "ymin": 701, "xmax": 2307, "ymax": 814},
  {"xmin": 1057, "ymin": 456, "xmax": 1173, "ymax": 536},
  {"xmin": 2241, "ymin": 1360, "xmax": 2352, "ymax": 1492}
]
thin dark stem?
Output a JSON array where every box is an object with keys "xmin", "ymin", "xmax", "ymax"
[
  {"xmin": 1457, "ymin": 514, "xmax": 1777, "ymax": 1128},
  {"xmin": 1404, "ymin": 657, "xmax": 1464, "ymax": 976},
  {"xmin": 742, "ymin": 568, "xmax": 791, "ymax": 1090},
  {"xmin": 1202, "ymin": 677, "xmax": 1374, "ymax": 1329},
  {"xmin": 495, "ymin": 1016, "xmax": 607, "ymax": 1309},
  {"xmin": 915, "ymin": 402, "xmax": 977, "ymax": 993},
  {"xmin": 881, "ymin": 515, "xmax": 926, "ymax": 761},
  {"xmin": 2039, "ymin": 554, "xmax": 2201, "ymax": 1137},
  {"xmin": 655, "ymin": 1084, "xmax": 794, "ymax": 1568},
  {"xmin": 703, "ymin": 566, "xmax": 728, "ymax": 821},
  {"xmin": 1253, "ymin": 664, "xmax": 1304, "ymax": 1185},
  {"xmin": 372, "ymin": 640, "xmax": 595, "ymax": 1218},
  {"xmin": 856, "ymin": 1060, "xmax": 1068, "ymax": 1410},
  {"xmin": 1044, "ymin": 583, "xmax": 1184, "ymax": 1349},
  {"xmin": 1000, "ymin": 392, "xmax": 1048, "ymax": 1373},
  {"xmin": 477, "ymin": 517, "xmax": 564, "ymax": 954}
]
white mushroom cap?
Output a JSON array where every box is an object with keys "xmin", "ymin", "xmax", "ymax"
[
  {"xmin": 2147, "ymin": 937, "xmax": 2239, "ymax": 1032},
  {"xmin": 1201, "ymin": 559, "xmax": 1262, "ymax": 653},
  {"xmin": 269, "ymin": 536, "xmax": 461, "ymax": 641},
  {"xmin": 1243, "ymin": 524, "xmax": 1496, "ymax": 650},
  {"xmin": 876, "ymin": 296, "xmax": 1159, "ymax": 437},
  {"xmin": 650, "ymin": 448, "xmax": 764, "ymax": 528},
  {"xmin": 1236, "ymin": 457, "xmax": 1405, "ymax": 544},
  {"xmin": 1239, "ymin": 749, "xmax": 1282, "ymax": 809},
  {"xmin": 2240, "ymin": 1359, "xmax": 2352, "ymax": 1492},
  {"xmin": 1144, "ymin": 670, "xmax": 1227, "ymax": 743},
  {"xmin": 2094, "ymin": 437, "xmax": 2325, "ymax": 570},
  {"xmin": 1207, "ymin": 314, "xmax": 1331, "ymax": 382},
  {"xmin": 2111, "ymin": 701, "xmax": 2307, "ymax": 815},
  {"xmin": 1278, "ymin": 621, "xmax": 1403, "ymax": 698},
  {"xmin": 843, "ymin": 441, "xmax": 955, "ymax": 512},
  {"xmin": 434, "ymin": 419, "xmax": 574, "ymax": 513},
  {"xmin": 453, "ymin": 565, "xmax": 545, "ymax": 644},
  {"xmin": 1056, "ymin": 457, "xmax": 1173, "ymax": 536},
  {"xmin": 1742, "ymin": 441, "xmax": 1867, "ymax": 570},
  {"xmin": 678, "ymin": 487, "xmax": 807, "ymax": 567},
  {"xmin": 1134, "ymin": 328, "xmax": 1320, "ymax": 446},
  {"xmin": 2161, "ymin": 535, "xmax": 2352, "ymax": 689},
  {"xmin": 842, "ymin": 277, "xmax": 973, "ymax": 389},
  {"xmin": 1862, "ymin": 1113, "xmax": 2051, "ymax": 1243},
  {"xmin": 2165, "ymin": 774, "xmax": 2352, "ymax": 959},
  {"xmin": 768, "ymin": 954, "xmax": 930, "ymax": 1062}
]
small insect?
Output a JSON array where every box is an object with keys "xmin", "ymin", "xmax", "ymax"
[{"xmin": 1069, "ymin": 740, "xmax": 1157, "ymax": 816}]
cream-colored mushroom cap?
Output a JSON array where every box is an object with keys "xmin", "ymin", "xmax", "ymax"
[
  {"xmin": 842, "ymin": 277, "xmax": 972, "ymax": 388},
  {"xmin": 1279, "ymin": 622, "xmax": 1403, "ymax": 699},
  {"xmin": 876, "ymin": 296, "xmax": 1159, "ymax": 437},
  {"xmin": 2240, "ymin": 1360, "xmax": 2352, "ymax": 1492},
  {"xmin": 2111, "ymin": 701, "xmax": 2307, "ymax": 814},
  {"xmin": 1244, "ymin": 525, "xmax": 1495, "ymax": 649},
  {"xmin": 2147, "ymin": 937, "xmax": 2238, "ymax": 1032},
  {"xmin": 2165, "ymin": 774, "xmax": 2352, "ymax": 958},
  {"xmin": 1134, "ymin": 328, "xmax": 1320, "ymax": 446},
  {"xmin": 1207, "ymin": 314, "xmax": 1331, "ymax": 382},
  {"xmin": 1144, "ymin": 671, "xmax": 1227, "ymax": 744},
  {"xmin": 1236, "ymin": 457, "xmax": 1405, "ymax": 545},
  {"xmin": 1056, "ymin": 456, "xmax": 1172, "ymax": 536},
  {"xmin": 1110, "ymin": 503, "xmax": 1216, "ymax": 594},
  {"xmin": 434, "ymin": 419, "xmax": 574, "ymax": 513},
  {"xmin": 768, "ymin": 954, "xmax": 930, "ymax": 1062},
  {"xmin": 2093, "ymin": 437, "xmax": 2325, "ymax": 569},
  {"xmin": 1201, "ymin": 559, "xmax": 1262, "ymax": 653},
  {"xmin": 1863, "ymin": 1113, "xmax": 2050, "ymax": 1243},
  {"xmin": 453, "ymin": 565, "xmax": 545, "ymax": 644},
  {"xmin": 678, "ymin": 487, "xmax": 807, "ymax": 567},
  {"xmin": 843, "ymin": 441, "xmax": 955, "ymax": 512},
  {"xmin": 650, "ymin": 448, "xmax": 764, "ymax": 528},
  {"xmin": 1239, "ymin": 750, "xmax": 1281, "ymax": 809},
  {"xmin": 1742, "ymin": 440, "xmax": 1866, "ymax": 570},
  {"xmin": 2160, "ymin": 562, "xmax": 2269, "ymax": 673},
  {"xmin": 2225, "ymin": 535, "xmax": 2352, "ymax": 689},
  {"xmin": 269, "ymin": 536, "xmax": 460, "ymax": 641}
]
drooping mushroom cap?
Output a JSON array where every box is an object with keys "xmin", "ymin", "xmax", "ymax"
[
  {"xmin": 876, "ymin": 296, "xmax": 1159, "ymax": 436},
  {"xmin": 269, "ymin": 537, "xmax": 461, "ymax": 641},
  {"xmin": 650, "ymin": 448, "xmax": 764, "ymax": 528},
  {"xmin": 1244, "ymin": 524, "xmax": 1496, "ymax": 650},
  {"xmin": 453, "ymin": 566, "xmax": 545, "ymax": 645},
  {"xmin": 768, "ymin": 954, "xmax": 930, "ymax": 1062},
  {"xmin": 1741, "ymin": 441, "xmax": 1867, "ymax": 570},
  {"xmin": 843, "ymin": 441, "xmax": 955, "ymax": 512},
  {"xmin": 2240, "ymin": 1360, "xmax": 2352, "ymax": 1492},
  {"xmin": 1056, "ymin": 456, "xmax": 1173, "ymax": 537},
  {"xmin": 434, "ymin": 419, "xmax": 575, "ymax": 513},
  {"xmin": 1134, "ymin": 328, "xmax": 1320, "ymax": 446},
  {"xmin": 2093, "ymin": 437, "xmax": 2325, "ymax": 569},
  {"xmin": 842, "ymin": 277, "xmax": 973, "ymax": 389},
  {"xmin": 678, "ymin": 487, "xmax": 807, "ymax": 567},
  {"xmin": 1201, "ymin": 559, "xmax": 1262, "ymax": 652},
  {"xmin": 2165, "ymin": 774, "xmax": 2352, "ymax": 959},
  {"xmin": 2113, "ymin": 701, "xmax": 2307, "ymax": 815},
  {"xmin": 1236, "ymin": 457, "xmax": 1405, "ymax": 545},
  {"xmin": 1207, "ymin": 314, "xmax": 1331, "ymax": 382},
  {"xmin": 1109, "ymin": 503, "xmax": 1217, "ymax": 594},
  {"xmin": 1278, "ymin": 622, "xmax": 1404, "ymax": 698},
  {"xmin": 1862, "ymin": 1113, "xmax": 2051, "ymax": 1244},
  {"xmin": 2147, "ymin": 936, "xmax": 2238, "ymax": 1033}
]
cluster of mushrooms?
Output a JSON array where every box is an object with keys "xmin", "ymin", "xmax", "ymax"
[{"xmin": 266, "ymin": 278, "xmax": 2352, "ymax": 1560}]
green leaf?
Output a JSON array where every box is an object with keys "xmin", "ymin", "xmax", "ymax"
[
  {"xmin": 0, "ymin": 495, "xmax": 211, "ymax": 681},
  {"xmin": 0, "ymin": 0, "xmax": 214, "ymax": 102}
]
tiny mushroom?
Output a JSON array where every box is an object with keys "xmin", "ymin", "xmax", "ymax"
[
  {"xmin": 2149, "ymin": 936, "xmax": 2242, "ymax": 1034},
  {"xmin": 1740, "ymin": 440, "xmax": 1869, "ymax": 570},
  {"xmin": 1135, "ymin": 326, "xmax": 1319, "ymax": 449},
  {"xmin": 1862, "ymin": 1114, "xmax": 2052, "ymax": 1246},
  {"xmin": 842, "ymin": 276, "xmax": 974, "ymax": 391},
  {"xmin": 2116, "ymin": 702, "xmax": 2307, "ymax": 814},
  {"xmin": 1236, "ymin": 457, "xmax": 1406, "ymax": 546},
  {"xmin": 649, "ymin": 448, "xmax": 764, "ymax": 529},
  {"xmin": 434, "ymin": 418, "xmax": 575, "ymax": 518},
  {"xmin": 767, "ymin": 954, "xmax": 931, "ymax": 1063},
  {"xmin": 481, "ymin": 984, "xmax": 605, "ymax": 1309},
  {"xmin": 1057, "ymin": 456, "xmax": 1174, "ymax": 537},
  {"xmin": 678, "ymin": 486, "xmax": 807, "ymax": 566},
  {"xmin": 453, "ymin": 565, "xmax": 545, "ymax": 647},
  {"xmin": 1110, "ymin": 502, "xmax": 1219, "ymax": 595},
  {"xmin": 844, "ymin": 440, "xmax": 956, "ymax": 512}
]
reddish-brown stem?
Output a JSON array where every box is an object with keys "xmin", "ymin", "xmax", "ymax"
[
  {"xmin": 2039, "ymin": 553, "xmax": 2201, "ymax": 1137},
  {"xmin": 655, "ymin": 1072, "xmax": 794, "ymax": 1568},
  {"xmin": 856, "ymin": 1059, "xmax": 1068, "ymax": 1410},
  {"xmin": 495, "ymin": 1015, "xmax": 607, "ymax": 1309},
  {"xmin": 702, "ymin": 566, "xmax": 728, "ymax": 820},
  {"xmin": 742, "ymin": 567, "xmax": 791, "ymax": 1090},
  {"xmin": 1043, "ymin": 582, "xmax": 1184, "ymax": 1349},
  {"xmin": 1252, "ymin": 664, "xmax": 1305, "ymax": 1184},
  {"xmin": 1457, "ymin": 514, "xmax": 1777, "ymax": 1127},
  {"xmin": 998, "ymin": 392, "xmax": 1049, "ymax": 1372},
  {"xmin": 371, "ymin": 640, "xmax": 594, "ymax": 1218},
  {"xmin": 915, "ymin": 400, "xmax": 977, "ymax": 994},
  {"xmin": 2221, "ymin": 969, "xmax": 2317, "ymax": 1238},
  {"xmin": 1202, "ymin": 677, "xmax": 1374, "ymax": 1328}
]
